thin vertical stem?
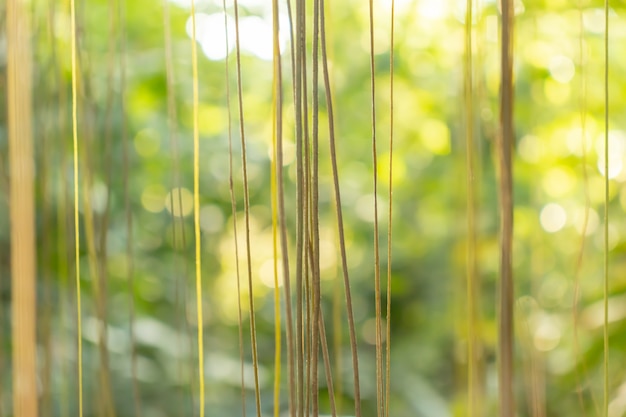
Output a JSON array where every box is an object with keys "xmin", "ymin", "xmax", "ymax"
[
  {"xmin": 275, "ymin": 1, "xmax": 297, "ymax": 412},
  {"xmin": 119, "ymin": 0, "xmax": 141, "ymax": 414},
  {"xmin": 464, "ymin": 0, "xmax": 480, "ymax": 416},
  {"xmin": 319, "ymin": 1, "xmax": 362, "ymax": 415},
  {"xmin": 311, "ymin": 0, "xmax": 322, "ymax": 414},
  {"xmin": 189, "ymin": 2, "xmax": 205, "ymax": 416},
  {"xmin": 498, "ymin": 0, "xmax": 515, "ymax": 416},
  {"xmin": 163, "ymin": 0, "xmax": 193, "ymax": 412},
  {"xmin": 572, "ymin": 1, "xmax": 596, "ymax": 415},
  {"xmin": 603, "ymin": 2, "xmax": 610, "ymax": 417},
  {"xmin": 221, "ymin": 2, "xmax": 247, "ymax": 417},
  {"xmin": 40, "ymin": 3, "xmax": 57, "ymax": 413},
  {"xmin": 233, "ymin": 1, "xmax": 263, "ymax": 415},
  {"xmin": 69, "ymin": 0, "xmax": 83, "ymax": 412},
  {"xmin": 367, "ymin": 1, "xmax": 383, "ymax": 416},
  {"xmin": 384, "ymin": 0, "xmax": 395, "ymax": 416},
  {"xmin": 318, "ymin": 311, "xmax": 337, "ymax": 417},
  {"xmin": 272, "ymin": 0, "xmax": 296, "ymax": 415},
  {"xmin": 271, "ymin": 0, "xmax": 283, "ymax": 415},
  {"xmin": 293, "ymin": 0, "xmax": 306, "ymax": 415},
  {"xmin": 55, "ymin": 17, "xmax": 71, "ymax": 416}
]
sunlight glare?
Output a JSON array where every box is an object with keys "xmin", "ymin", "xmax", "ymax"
[
  {"xmin": 186, "ymin": 13, "xmax": 234, "ymax": 61},
  {"xmin": 237, "ymin": 0, "xmax": 273, "ymax": 15},
  {"xmin": 417, "ymin": 0, "xmax": 448, "ymax": 20},
  {"xmin": 238, "ymin": 16, "xmax": 273, "ymax": 60}
]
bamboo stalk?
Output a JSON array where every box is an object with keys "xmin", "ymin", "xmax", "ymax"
[
  {"xmin": 7, "ymin": 0, "xmax": 37, "ymax": 415},
  {"xmin": 464, "ymin": 1, "xmax": 481, "ymax": 415}
]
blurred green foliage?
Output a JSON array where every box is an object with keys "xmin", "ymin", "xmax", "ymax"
[{"xmin": 2, "ymin": 0, "xmax": 626, "ymax": 416}]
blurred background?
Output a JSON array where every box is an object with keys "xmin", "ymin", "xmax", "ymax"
[{"xmin": 2, "ymin": 0, "xmax": 626, "ymax": 416}]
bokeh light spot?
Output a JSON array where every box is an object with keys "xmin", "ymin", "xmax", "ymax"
[
  {"xmin": 596, "ymin": 131, "xmax": 626, "ymax": 180},
  {"xmin": 540, "ymin": 203, "xmax": 566, "ymax": 233},
  {"xmin": 141, "ymin": 184, "xmax": 167, "ymax": 213},
  {"xmin": 572, "ymin": 207, "xmax": 599, "ymax": 236},
  {"xmin": 259, "ymin": 259, "xmax": 283, "ymax": 289},
  {"xmin": 420, "ymin": 119, "xmax": 450, "ymax": 155},
  {"xmin": 519, "ymin": 134, "xmax": 542, "ymax": 163},
  {"xmin": 165, "ymin": 187, "xmax": 194, "ymax": 217},
  {"xmin": 90, "ymin": 181, "xmax": 109, "ymax": 214},
  {"xmin": 542, "ymin": 167, "xmax": 575, "ymax": 197},
  {"xmin": 549, "ymin": 55, "xmax": 575, "ymax": 84},
  {"xmin": 200, "ymin": 204, "xmax": 224, "ymax": 233},
  {"xmin": 362, "ymin": 317, "xmax": 387, "ymax": 345},
  {"xmin": 533, "ymin": 315, "xmax": 561, "ymax": 352},
  {"xmin": 565, "ymin": 127, "xmax": 594, "ymax": 157},
  {"xmin": 583, "ymin": 8, "xmax": 605, "ymax": 33},
  {"xmin": 544, "ymin": 79, "xmax": 570, "ymax": 105},
  {"xmin": 134, "ymin": 128, "xmax": 161, "ymax": 158},
  {"xmin": 198, "ymin": 105, "xmax": 227, "ymax": 136}
]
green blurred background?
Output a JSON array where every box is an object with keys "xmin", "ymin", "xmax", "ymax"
[{"xmin": 2, "ymin": 0, "xmax": 626, "ymax": 416}]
